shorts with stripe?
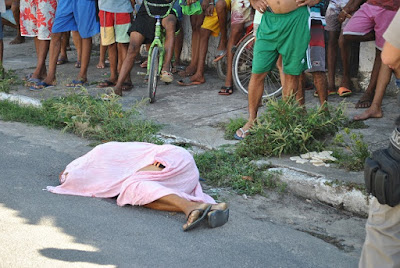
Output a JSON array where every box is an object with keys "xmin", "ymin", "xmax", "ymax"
[
  {"xmin": 99, "ymin": 10, "xmax": 131, "ymax": 46},
  {"xmin": 252, "ymin": 6, "xmax": 311, "ymax": 76},
  {"xmin": 306, "ymin": 20, "xmax": 325, "ymax": 73}
]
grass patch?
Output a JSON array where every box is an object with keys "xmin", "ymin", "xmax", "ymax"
[
  {"xmin": 0, "ymin": 69, "xmax": 21, "ymax": 93},
  {"xmin": 0, "ymin": 90, "xmax": 161, "ymax": 143},
  {"xmin": 235, "ymin": 96, "xmax": 347, "ymax": 157},
  {"xmin": 332, "ymin": 128, "xmax": 370, "ymax": 171},
  {"xmin": 194, "ymin": 148, "xmax": 286, "ymax": 195},
  {"xmin": 223, "ymin": 117, "xmax": 248, "ymax": 139}
]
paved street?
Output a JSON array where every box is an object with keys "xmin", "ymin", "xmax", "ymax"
[{"xmin": 0, "ymin": 121, "xmax": 359, "ymax": 267}]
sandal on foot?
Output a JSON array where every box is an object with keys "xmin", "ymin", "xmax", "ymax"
[
  {"xmin": 122, "ymin": 82, "xmax": 134, "ymax": 91},
  {"xmin": 160, "ymin": 70, "xmax": 173, "ymax": 83},
  {"xmin": 97, "ymin": 80, "xmax": 116, "ymax": 88},
  {"xmin": 208, "ymin": 208, "xmax": 229, "ymax": 228},
  {"xmin": 218, "ymin": 86, "xmax": 233, "ymax": 95},
  {"xmin": 234, "ymin": 127, "xmax": 250, "ymax": 140},
  {"xmin": 66, "ymin": 79, "xmax": 88, "ymax": 88},
  {"xmin": 338, "ymin": 87, "xmax": 352, "ymax": 97},
  {"xmin": 313, "ymin": 89, "xmax": 337, "ymax": 97},
  {"xmin": 140, "ymin": 60, "xmax": 148, "ymax": 68},
  {"xmin": 29, "ymin": 81, "xmax": 54, "ymax": 91},
  {"xmin": 56, "ymin": 58, "xmax": 69, "ymax": 65},
  {"xmin": 177, "ymin": 77, "xmax": 204, "ymax": 86},
  {"xmin": 213, "ymin": 50, "xmax": 227, "ymax": 62},
  {"xmin": 74, "ymin": 61, "xmax": 81, "ymax": 68},
  {"xmin": 183, "ymin": 205, "xmax": 212, "ymax": 232}
]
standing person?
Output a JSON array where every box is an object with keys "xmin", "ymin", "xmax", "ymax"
[
  {"xmin": 341, "ymin": 0, "xmax": 400, "ymax": 107},
  {"xmin": 4, "ymin": 0, "xmax": 24, "ymax": 44},
  {"xmin": 19, "ymin": 0, "xmax": 57, "ymax": 88},
  {"xmin": 234, "ymin": 0, "xmax": 317, "ymax": 140},
  {"xmin": 97, "ymin": 0, "xmax": 133, "ymax": 90},
  {"xmin": 177, "ymin": 0, "xmax": 230, "ymax": 86},
  {"xmin": 32, "ymin": 0, "xmax": 100, "ymax": 89},
  {"xmin": 218, "ymin": 0, "xmax": 253, "ymax": 95}
]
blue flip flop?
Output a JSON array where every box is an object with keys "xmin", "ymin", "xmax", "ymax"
[
  {"xmin": 29, "ymin": 81, "xmax": 54, "ymax": 91},
  {"xmin": 66, "ymin": 79, "xmax": 88, "ymax": 88},
  {"xmin": 234, "ymin": 128, "xmax": 250, "ymax": 140},
  {"xmin": 208, "ymin": 208, "xmax": 229, "ymax": 228}
]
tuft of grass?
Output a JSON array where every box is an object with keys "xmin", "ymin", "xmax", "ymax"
[
  {"xmin": 0, "ymin": 69, "xmax": 21, "ymax": 93},
  {"xmin": 194, "ymin": 148, "xmax": 286, "ymax": 195},
  {"xmin": 0, "ymin": 90, "xmax": 162, "ymax": 143},
  {"xmin": 235, "ymin": 96, "xmax": 347, "ymax": 157},
  {"xmin": 332, "ymin": 128, "xmax": 370, "ymax": 171},
  {"xmin": 223, "ymin": 117, "xmax": 248, "ymax": 140}
]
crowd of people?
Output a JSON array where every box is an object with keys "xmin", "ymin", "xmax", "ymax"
[{"xmin": 0, "ymin": 0, "xmax": 399, "ymax": 121}]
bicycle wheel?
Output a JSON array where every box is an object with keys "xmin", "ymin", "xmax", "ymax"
[
  {"xmin": 216, "ymin": 55, "xmax": 227, "ymax": 80},
  {"xmin": 232, "ymin": 35, "xmax": 282, "ymax": 99},
  {"xmin": 148, "ymin": 46, "xmax": 159, "ymax": 103}
]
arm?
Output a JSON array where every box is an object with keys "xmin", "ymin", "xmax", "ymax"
[
  {"xmin": 338, "ymin": 0, "xmax": 365, "ymax": 22},
  {"xmin": 296, "ymin": 0, "xmax": 321, "ymax": 7},
  {"xmin": 249, "ymin": 0, "xmax": 269, "ymax": 14}
]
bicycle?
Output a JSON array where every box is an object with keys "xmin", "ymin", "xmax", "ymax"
[
  {"xmin": 143, "ymin": 0, "xmax": 176, "ymax": 103},
  {"xmin": 216, "ymin": 23, "xmax": 282, "ymax": 99}
]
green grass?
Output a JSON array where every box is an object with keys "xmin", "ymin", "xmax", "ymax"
[
  {"xmin": 0, "ymin": 69, "xmax": 22, "ymax": 93},
  {"xmin": 194, "ymin": 148, "xmax": 286, "ymax": 195},
  {"xmin": 0, "ymin": 90, "xmax": 161, "ymax": 144}
]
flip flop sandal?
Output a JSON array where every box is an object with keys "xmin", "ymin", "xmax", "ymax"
[
  {"xmin": 160, "ymin": 70, "xmax": 174, "ymax": 83},
  {"xmin": 75, "ymin": 61, "xmax": 81, "ymax": 68},
  {"xmin": 338, "ymin": 87, "xmax": 352, "ymax": 97},
  {"xmin": 25, "ymin": 77, "xmax": 42, "ymax": 86},
  {"xmin": 218, "ymin": 86, "xmax": 233, "ymax": 95},
  {"xmin": 313, "ymin": 89, "xmax": 337, "ymax": 97},
  {"xmin": 97, "ymin": 80, "xmax": 116, "ymax": 88},
  {"xmin": 29, "ymin": 81, "xmax": 54, "ymax": 91},
  {"xmin": 208, "ymin": 209, "xmax": 229, "ymax": 228},
  {"xmin": 177, "ymin": 77, "xmax": 204, "ymax": 86},
  {"xmin": 23, "ymin": 73, "xmax": 33, "ymax": 81},
  {"xmin": 234, "ymin": 127, "xmax": 250, "ymax": 140},
  {"xmin": 66, "ymin": 79, "xmax": 88, "ymax": 88},
  {"xmin": 183, "ymin": 205, "xmax": 212, "ymax": 232},
  {"xmin": 213, "ymin": 50, "xmax": 227, "ymax": 62},
  {"xmin": 56, "ymin": 58, "xmax": 69, "ymax": 65}
]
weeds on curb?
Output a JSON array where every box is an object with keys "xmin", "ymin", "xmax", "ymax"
[
  {"xmin": 235, "ymin": 96, "xmax": 347, "ymax": 157},
  {"xmin": 0, "ymin": 69, "xmax": 21, "ymax": 93},
  {"xmin": 224, "ymin": 117, "xmax": 248, "ymax": 139},
  {"xmin": 332, "ymin": 128, "xmax": 370, "ymax": 171},
  {"xmin": 194, "ymin": 148, "xmax": 286, "ymax": 195},
  {"xmin": 0, "ymin": 90, "xmax": 161, "ymax": 143}
]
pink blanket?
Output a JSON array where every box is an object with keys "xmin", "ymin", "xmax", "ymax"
[{"xmin": 47, "ymin": 142, "xmax": 216, "ymax": 206}]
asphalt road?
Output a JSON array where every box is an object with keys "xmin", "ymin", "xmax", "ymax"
[{"xmin": 0, "ymin": 120, "xmax": 359, "ymax": 267}]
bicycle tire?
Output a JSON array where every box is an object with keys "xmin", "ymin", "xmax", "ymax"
[
  {"xmin": 216, "ymin": 55, "xmax": 227, "ymax": 80},
  {"xmin": 232, "ymin": 35, "xmax": 282, "ymax": 99},
  {"xmin": 148, "ymin": 47, "xmax": 159, "ymax": 103}
]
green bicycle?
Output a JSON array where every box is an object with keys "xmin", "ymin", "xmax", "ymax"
[{"xmin": 143, "ymin": 0, "xmax": 177, "ymax": 103}]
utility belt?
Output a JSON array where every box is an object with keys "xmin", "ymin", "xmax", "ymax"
[{"xmin": 364, "ymin": 127, "xmax": 400, "ymax": 207}]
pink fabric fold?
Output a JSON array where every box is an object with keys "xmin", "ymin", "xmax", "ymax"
[{"xmin": 47, "ymin": 142, "xmax": 216, "ymax": 206}]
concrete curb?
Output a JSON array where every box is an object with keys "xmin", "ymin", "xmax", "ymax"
[
  {"xmin": 1, "ymin": 93, "xmax": 370, "ymax": 216},
  {"xmin": 0, "ymin": 92, "xmax": 42, "ymax": 107}
]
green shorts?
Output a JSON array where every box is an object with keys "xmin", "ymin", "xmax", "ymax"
[{"xmin": 252, "ymin": 6, "xmax": 311, "ymax": 76}]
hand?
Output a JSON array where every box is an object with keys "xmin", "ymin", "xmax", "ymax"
[
  {"xmin": 250, "ymin": 0, "xmax": 269, "ymax": 13},
  {"xmin": 205, "ymin": 3, "xmax": 214, "ymax": 16},
  {"xmin": 337, "ymin": 8, "xmax": 352, "ymax": 23},
  {"xmin": 296, "ymin": 0, "xmax": 320, "ymax": 7}
]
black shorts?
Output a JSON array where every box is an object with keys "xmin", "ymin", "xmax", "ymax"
[{"xmin": 129, "ymin": 2, "xmax": 179, "ymax": 44}]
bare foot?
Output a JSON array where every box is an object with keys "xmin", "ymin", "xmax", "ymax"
[
  {"xmin": 9, "ymin": 36, "xmax": 25, "ymax": 45},
  {"xmin": 97, "ymin": 62, "xmax": 105, "ymax": 69},
  {"xmin": 355, "ymin": 91, "xmax": 374, "ymax": 109},
  {"xmin": 353, "ymin": 105, "xmax": 383, "ymax": 121},
  {"xmin": 210, "ymin": 202, "xmax": 228, "ymax": 211}
]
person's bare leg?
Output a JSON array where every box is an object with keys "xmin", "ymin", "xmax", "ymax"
[
  {"xmin": 356, "ymin": 49, "xmax": 382, "ymax": 108},
  {"xmin": 32, "ymin": 38, "xmax": 50, "ymax": 80},
  {"xmin": 9, "ymin": 0, "xmax": 24, "ymax": 45},
  {"xmin": 118, "ymin": 42, "xmax": 132, "ymax": 84},
  {"xmin": 189, "ymin": 28, "xmax": 212, "ymax": 84},
  {"xmin": 97, "ymin": 41, "xmax": 107, "ymax": 69},
  {"xmin": 42, "ymin": 32, "xmax": 62, "ymax": 85},
  {"xmin": 339, "ymin": 32, "xmax": 352, "ymax": 92},
  {"xmin": 57, "ymin": 32, "xmax": 69, "ymax": 63},
  {"xmin": 72, "ymin": 31, "xmax": 82, "ymax": 67},
  {"xmin": 223, "ymin": 23, "xmax": 244, "ymax": 88},
  {"xmin": 354, "ymin": 63, "xmax": 392, "ymax": 120},
  {"xmin": 313, "ymin": 71, "xmax": 328, "ymax": 106},
  {"xmin": 114, "ymin": 32, "xmax": 145, "ymax": 96},
  {"xmin": 179, "ymin": 14, "xmax": 204, "ymax": 77},
  {"xmin": 277, "ymin": 55, "xmax": 285, "ymax": 88},
  {"xmin": 283, "ymin": 74, "xmax": 300, "ymax": 101},
  {"xmin": 235, "ymin": 72, "xmax": 268, "ymax": 137},
  {"xmin": 173, "ymin": 28, "xmax": 183, "ymax": 68},
  {"xmin": 106, "ymin": 43, "xmax": 118, "ymax": 83},
  {"xmin": 297, "ymin": 73, "xmax": 305, "ymax": 105},
  {"xmin": 76, "ymin": 37, "xmax": 92, "ymax": 82},
  {"xmin": 216, "ymin": 0, "xmax": 227, "ymax": 52},
  {"xmin": 161, "ymin": 14, "xmax": 176, "ymax": 72},
  {"xmin": 327, "ymin": 31, "xmax": 339, "ymax": 93}
]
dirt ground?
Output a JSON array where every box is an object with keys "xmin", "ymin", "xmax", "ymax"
[{"xmin": 205, "ymin": 185, "xmax": 367, "ymax": 259}]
